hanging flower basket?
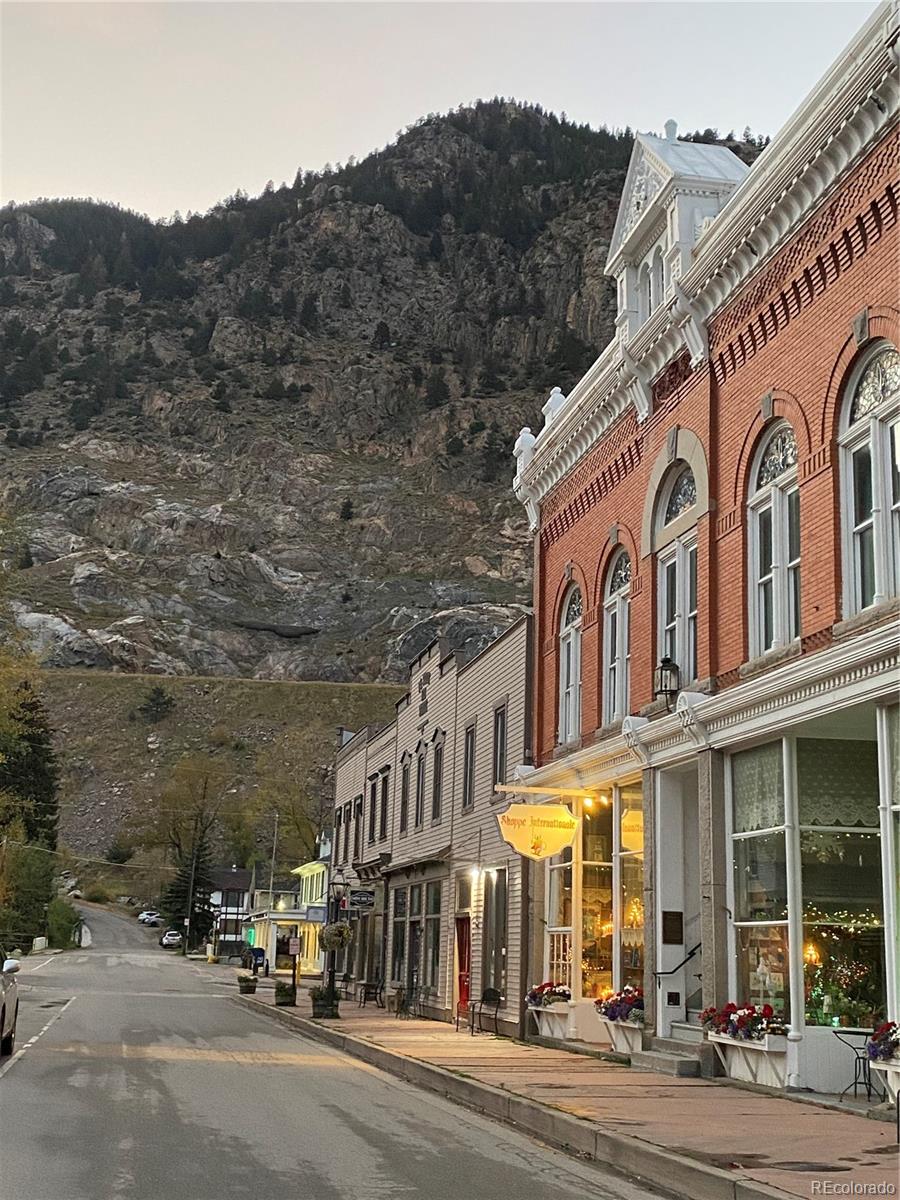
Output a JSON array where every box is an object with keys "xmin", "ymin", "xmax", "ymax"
[{"xmin": 320, "ymin": 922, "xmax": 353, "ymax": 951}]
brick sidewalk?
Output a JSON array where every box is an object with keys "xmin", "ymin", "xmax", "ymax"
[{"xmin": 238, "ymin": 986, "xmax": 897, "ymax": 1200}]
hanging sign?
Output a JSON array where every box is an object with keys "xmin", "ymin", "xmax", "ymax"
[{"xmin": 496, "ymin": 804, "xmax": 578, "ymax": 860}]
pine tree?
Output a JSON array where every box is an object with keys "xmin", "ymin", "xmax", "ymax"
[
  {"xmin": 0, "ymin": 685, "xmax": 60, "ymax": 849},
  {"xmin": 160, "ymin": 824, "xmax": 215, "ymax": 949},
  {"xmin": 372, "ymin": 320, "xmax": 390, "ymax": 350},
  {"xmin": 137, "ymin": 685, "xmax": 175, "ymax": 723}
]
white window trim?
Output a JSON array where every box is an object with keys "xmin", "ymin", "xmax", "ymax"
[
  {"xmin": 602, "ymin": 555, "xmax": 631, "ymax": 724},
  {"xmin": 839, "ymin": 344, "xmax": 900, "ymax": 617},
  {"xmin": 559, "ymin": 589, "xmax": 583, "ymax": 745},
  {"xmin": 748, "ymin": 425, "xmax": 800, "ymax": 657},
  {"xmin": 657, "ymin": 533, "xmax": 697, "ymax": 684}
]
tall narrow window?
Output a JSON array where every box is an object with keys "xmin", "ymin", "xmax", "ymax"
[
  {"xmin": 414, "ymin": 751, "xmax": 426, "ymax": 828},
  {"xmin": 334, "ymin": 809, "xmax": 342, "ymax": 865},
  {"xmin": 559, "ymin": 586, "xmax": 583, "ymax": 744},
  {"xmin": 342, "ymin": 802, "xmax": 351, "ymax": 863},
  {"xmin": 482, "ymin": 868, "xmax": 508, "ymax": 996},
  {"xmin": 379, "ymin": 770, "xmax": 389, "ymax": 841},
  {"xmin": 492, "ymin": 704, "xmax": 507, "ymax": 788},
  {"xmin": 431, "ymin": 738, "xmax": 444, "ymax": 822},
  {"xmin": 368, "ymin": 778, "xmax": 377, "ymax": 844},
  {"xmin": 462, "ymin": 725, "xmax": 476, "ymax": 810},
  {"xmin": 603, "ymin": 551, "xmax": 631, "ymax": 724},
  {"xmin": 656, "ymin": 464, "xmax": 699, "ymax": 684},
  {"xmin": 399, "ymin": 760, "xmax": 410, "ymax": 834},
  {"xmin": 352, "ymin": 794, "xmax": 363, "ymax": 862},
  {"xmin": 839, "ymin": 345, "xmax": 900, "ymax": 614},
  {"xmin": 748, "ymin": 423, "xmax": 800, "ymax": 655}
]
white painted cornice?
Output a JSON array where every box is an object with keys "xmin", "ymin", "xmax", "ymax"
[{"xmin": 518, "ymin": 1, "xmax": 899, "ymax": 520}]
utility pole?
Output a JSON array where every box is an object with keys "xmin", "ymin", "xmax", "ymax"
[
  {"xmin": 182, "ymin": 811, "xmax": 199, "ymax": 957},
  {"xmin": 268, "ymin": 809, "xmax": 279, "ymax": 908}
]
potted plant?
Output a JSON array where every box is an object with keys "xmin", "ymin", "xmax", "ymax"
[
  {"xmin": 700, "ymin": 1002, "xmax": 789, "ymax": 1087},
  {"xmin": 867, "ymin": 1021, "xmax": 900, "ymax": 1102},
  {"xmin": 310, "ymin": 984, "xmax": 338, "ymax": 1019},
  {"xmin": 525, "ymin": 981, "xmax": 572, "ymax": 1039},
  {"xmin": 274, "ymin": 980, "xmax": 297, "ymax": 1007},
  {"xmin": 237, "ymin": 973, "xmax": 257, "ymax": 995},
  {"xmin": 594, "ymin": 986, "xmax": 645, "ymax": 1055}
]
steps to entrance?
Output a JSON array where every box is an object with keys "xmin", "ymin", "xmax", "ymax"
[
  {"xmin": 630, "ymin": 1047, "xmax": 701, "ymax": 1077},
  {"xmin": 668, "ymin": 1020, "xmax": 705, "ymax": 1045}
]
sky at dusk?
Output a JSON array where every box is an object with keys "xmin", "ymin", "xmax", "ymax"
[{"xmin": 1, "ymin": 1, "xmax": 880, "ymax": 220}]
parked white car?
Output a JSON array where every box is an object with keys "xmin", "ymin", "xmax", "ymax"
[
  {"xmin": 1, "ymin": 956, "xmax": 20, "ymax": 1057},
  {"xmin": 159, "ymin": 930, "xmax": 183, "ymax": 949},
  {"xmin": 138, "ymin": 911, "xmax": 161, "ymax": 924}
]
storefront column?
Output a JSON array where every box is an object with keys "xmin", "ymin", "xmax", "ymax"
[
  {"xmin": 876, "ymin": 705, "xmax": 898, "ymax": 1020},
  {"xmin": 698, "ymin": 749, "xmax": 728, "ymax": 1010},
  {"xmin": 641, "ymin": 767, "xmax": 658, "ymax": 1034}
]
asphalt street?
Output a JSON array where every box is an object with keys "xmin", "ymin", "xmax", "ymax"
[{"xmin": 0, "ymin": 906, "xmax": 668, "ymax": 1200}]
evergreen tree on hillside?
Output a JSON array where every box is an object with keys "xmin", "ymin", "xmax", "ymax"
[{"xmin": 0, "ymin": 684, "xmax": 60, "ymax": 849}]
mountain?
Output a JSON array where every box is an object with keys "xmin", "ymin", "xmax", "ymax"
[{"xmin": 0, "ymin": 102, "xmax": 765, "ymax": 682}]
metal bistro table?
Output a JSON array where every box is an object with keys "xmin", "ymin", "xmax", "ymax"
[{"xmin": 833, "ymin": 1028, "xmax": 886, "ymax": 1103}]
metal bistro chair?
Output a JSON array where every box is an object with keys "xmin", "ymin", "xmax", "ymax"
[
  {"xmin": 358, "ymin": 978, "xmax": 381, "ymax": 1008},
  {"xmin": 476, "ymin": 988, "xmax": 502, "ymax": 1035}
]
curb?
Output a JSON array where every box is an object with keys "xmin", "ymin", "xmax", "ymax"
[{"xmin": 233, "ymin": 995, "xmax": 794, "ymax": 1200}]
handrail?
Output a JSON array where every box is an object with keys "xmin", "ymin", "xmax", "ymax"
[{"xmin": 652, "ymin": 942, "xmax": 702, "ymax": 983}]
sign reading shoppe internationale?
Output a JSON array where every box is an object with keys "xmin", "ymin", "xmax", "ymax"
[{"xmin": 496, "ymin": 804, "xmax": 578, "ymax": 860}]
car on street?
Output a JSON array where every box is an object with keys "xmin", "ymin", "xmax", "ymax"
[
  {"xmin": 137, "ymin": 910, "xmax": 161, "ymax": 923},
  {"xmin": 1, "ymin": 951, "xmax": 21, "ymax": 1057},
  {"xmin": 159, "ymin": 930, "xmax": 183, "ymax": 949}
]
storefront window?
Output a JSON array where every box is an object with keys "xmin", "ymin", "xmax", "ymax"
[
  {"xmin": 582, "ymin": 800, "xmax": 613, "ymax": 998},
  {"xmin": 391, "ymin": 887, "xmax": 407, "ymax": 982},
  {"xmin": 548, "ymin": 845, "xmax": 572, "ymax": 988},
  {"xmin": 482, "ymin": 868, "xmax": 507, "ymax": 997},
  {"xmin": 424, "ymin": 882, "xmax": 442, "ymax": 990},
  {"xmin": 737, "ymin": 924, "xmax": 790, "ymax": 1013},
  {"xmin": 731, "ymin": 742, "xmax": 789, "ymax": 1016},
  {"xmin": 548, "ymin": 846, "xmax": 573, "ymax": 929},
  {"xmin": 798, "ymin": 737, "xmax": 883, "ymax": 1028},
  {"xmin": 619, "ymin": 785, "xmax": 644, "ymax": 989}
]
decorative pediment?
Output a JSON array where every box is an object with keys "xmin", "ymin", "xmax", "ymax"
[{"xmin": 606, "ymin": 139, "xmax": 669, "ymax": 269}]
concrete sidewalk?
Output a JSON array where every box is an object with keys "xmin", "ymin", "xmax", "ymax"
[{"xmin": 233, "ymin": 988, "xmax": 898, "ymax": 1200}]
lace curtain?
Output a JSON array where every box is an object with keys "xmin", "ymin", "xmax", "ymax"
[
  {"xmin": 733, "ymin": 741, "xmax": 784, "ymax": 833},
  {"xmin": 797, "ymin": 738, "xmax": 879, "ymax": 827}
]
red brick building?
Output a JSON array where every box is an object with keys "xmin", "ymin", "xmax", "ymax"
[{"xmin": 511, "ymin": 3, "xmax": 898, "ymax": 1093}]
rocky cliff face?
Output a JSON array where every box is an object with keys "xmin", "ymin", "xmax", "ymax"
[{"xmin": 1, "ymin": 103, "xmax": 756, "ymax": 681}]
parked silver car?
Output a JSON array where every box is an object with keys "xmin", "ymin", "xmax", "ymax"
[{"xmin": 1, "ymin": 954, "xmax": 20, "ymax": 1057}]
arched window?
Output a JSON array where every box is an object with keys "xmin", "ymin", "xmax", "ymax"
[
  {"xmin": 603, "ymin": 551, "xmax": 631, "ymax": 724},
  {"xmin": 748, "ymin": 423, "xmax": 800, "ymax": 655},
  {"xmin": 657, "ymin": 463, "xmax": 698, "ymax": 684},
  {"xmin": 559, "ymin": 586, "xmax": 583, "ymax": 744},
  {"xmin": 840, "ymin": 345, "xmax": 900, "ymax": 614}
]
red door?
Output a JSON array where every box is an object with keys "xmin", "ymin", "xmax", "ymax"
[{"xmin": 455, "ymin": 915, "xmax": 471, "ymax": 1010}]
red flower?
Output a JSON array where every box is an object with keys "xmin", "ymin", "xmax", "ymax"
[{"xmin": 762, "ymin": 1004, "xmax": 774, "ymax": 1019}]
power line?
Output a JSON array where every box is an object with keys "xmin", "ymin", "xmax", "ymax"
[{"xmin": 1, "ymin": 839, "xmax": 179, "ymax": 872}]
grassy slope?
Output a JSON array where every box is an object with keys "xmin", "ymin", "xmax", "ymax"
[{"xmin": 39, "ymin": 668, "xmax": 405, "ymax": 855}]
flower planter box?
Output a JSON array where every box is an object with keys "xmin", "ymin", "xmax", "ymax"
[
  {"xmin": 237, "ymin": 981, "xmax": 257, "ymax": 995},
  {"xmin": 595, "ymin": 1015, "xmax": 643, "ymax": 1055},
  {"xmin": 708, "ymin": 1031, "xmax": 788, "ymax": 1088},
  {"xmin": 274, "ymin": 988, "xmax": 297, "ymax": 1008},
  {"xmin": 528, "ymin": 1003, "xmax": 571, "ymax": 1040},
  {"xmin": 311, "ymin": 997, "xmax": 339, "ymax": 1019},
  {"xmin": 870, "ymin": 1058, "xmax": 900, "ymax": 1103}
]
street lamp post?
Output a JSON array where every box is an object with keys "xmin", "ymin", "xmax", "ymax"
[{"xmin": 327, "ymin": 867, "xmax": 349, "ymax": 1012}]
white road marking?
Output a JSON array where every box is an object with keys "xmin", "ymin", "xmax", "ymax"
[
  {"xmin": 21, "ymin": 957, "xmax": 54, "ymax": 973},
  {"xmin": 0, "ymin": 996, "xmax": 75, "ymax": 1079}
]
